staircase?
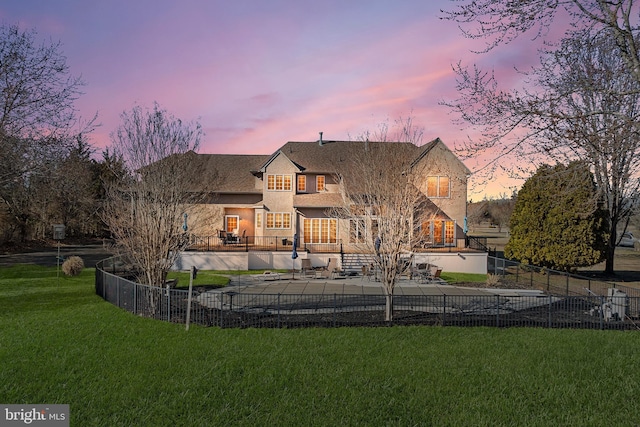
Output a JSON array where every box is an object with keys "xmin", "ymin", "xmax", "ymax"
[{"xmin": 341, "ymin": 253, "xmax": 377, "ymax": 274}]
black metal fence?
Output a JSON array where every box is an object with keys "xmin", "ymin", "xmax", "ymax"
[
  {"xmin": 488, "ymin": 256, "xmax": 640, "ymax": 296},
  {"xmin": 187, "ymin": 234, "xmax": 485, "ymax": 254},
  {"xmin": 186, "ymin": 234, "xmax": 343, "ymax": 253},
  {"xmin": 96, "ymin": 260, "xmax": 640, "ymax": 330}
]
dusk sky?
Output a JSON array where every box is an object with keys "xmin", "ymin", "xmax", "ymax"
[{"xmin": 0, "ymin": 0, "xmax": 549, "ymax": 199}]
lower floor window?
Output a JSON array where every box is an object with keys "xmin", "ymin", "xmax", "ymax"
[
  {"xmin": 266, "ymin": 212, "xmax": 291, "ymax": 229},
  {"xmin": 304, "ymin": 218, "xmax": 337, "ymax": 243},
  {"xmin": 225, "ymin": 215, "xmax": 239, "ymax": 233},
  {"xmin": 421, "ymin": 220, "xmax": 456, "ymax": 246},
  {"xmin": 349, "ymin": 219, "xmax": 366, "ymax": 243}
]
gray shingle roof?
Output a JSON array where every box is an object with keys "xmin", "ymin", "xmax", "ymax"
[
  {"xmin": 186, "ymin": 137, "xmax": 464, "ymax": 194},
  {"xmin": 189, "ymin": 153, "xmax": 270, "ymax": 193},
  {"xmin": 269, "ymin": 140, "xmax": 434, "ymax": 174},
  {"xmin": 293, "ymin": 193, "xmax": 345, "ymax": 208}
]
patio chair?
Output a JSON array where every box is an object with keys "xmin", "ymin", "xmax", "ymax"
[
  {"xmin": 317, "ymin": 258, "xmax": 333, "ymax": 278},
  {"xmin": 425, "ymin": 266, "xmax": 443, "ymax": 283},
  {"xmin": 305, "ymin": 258, "xmax": 331, "ymax": 278},
  {"xmin": 328, "ymin": 258, "xmax": 346, "ymax": 279},
  {"xmin": 301, "ymin": 259, "xmax": 314, "ymax": 277},
  {"xmin": 416, "ymin": 263, "xmax": 430, "ymax": 283},
  {"xmin": 361, "ymin": 264, "xmax": 375, "ymax": 281}
]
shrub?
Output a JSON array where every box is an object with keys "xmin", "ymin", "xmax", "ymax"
[
  {"xmin": 62, "ymin": 256, "xmax": 84, "ymax": 276},
  {"xmin": 485, "ymin": 274, "xmax": 500, "ymax": 287},
  {"xmin": 505, "ymin": 161, "xmax": 608, "ymax": 271}
]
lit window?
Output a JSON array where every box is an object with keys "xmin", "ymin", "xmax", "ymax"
[
  {"xmin": 316, "ymin": 175, "xmax": 325, "ymax": 192},
  {"xmin": 427, "ymin": 176, "xmax": 450, "ymax": 198},
  {"xmin": 303, "ymin": 218, "xmax": 337, "ymax": 243},
  {"xmin": 439, "ymin": 177, "xmax": 450, "ymax": 197},
  {"xmin": 256, "ymin": 213, "xmax": 262, "ymax": 229},
  {"xmin": 266, "ymin": 213, "xmax": 291, "ymax": 229},
  {"xmin": 267, "ymin": 174, "xmax": 292, "ymax": 191},
  {"xmin": 422, "ymin": 220, "xmax": 456, "ymax": 246},
  {"xmin": 225, "ymin": 215, "xmax": 239, "ymax": 233},
  {"xmin": 297, "ymin": 175, "xmax": 306, "ymax": 192}
]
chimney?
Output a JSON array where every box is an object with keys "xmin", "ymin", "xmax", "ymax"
[{"xmin": 318, "ymin": 131, "xmax": 323, "ymax": 146}]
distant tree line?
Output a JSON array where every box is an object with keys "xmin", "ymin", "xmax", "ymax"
[
  {"xmin": 467, "ymin": 195, "xmax": 516, "ymax": 233},
  {"xmin": 0, "ymin": 23, "xmax": 127, "ymax": 245}
]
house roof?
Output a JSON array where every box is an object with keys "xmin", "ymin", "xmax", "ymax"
[
  {"xmin": 267, "ymin": 139, "xmax": 432, "ymax": 174},
  {"xmin": 189, "ymin": 153, "xmax": 270, "ymax": 193},
  {"xmin": 182, "ymin": 137, "xmax": 468, "ymax": 194},
  {"xmin": 293, "ymin": 193, "xmax": 345, "ymax": 208}
]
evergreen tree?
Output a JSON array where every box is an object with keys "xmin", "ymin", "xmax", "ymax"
[{"xmin": 505, "ymin": 162, "xmax": 608, "ymax": 271}]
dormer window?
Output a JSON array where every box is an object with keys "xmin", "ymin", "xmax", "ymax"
[
  {"xmin": 316, "ymin": 175, "xmax": 325, "ymax": 192},
  {"xmin": 267, "ymin": 174, "xmax": 292, "ymax": 191}
]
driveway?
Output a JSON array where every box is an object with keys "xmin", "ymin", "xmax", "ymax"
[{"xmin": 0, "ymin": 244, "xmax": 113, "ymax": 268}]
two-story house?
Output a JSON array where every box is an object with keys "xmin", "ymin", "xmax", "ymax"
[{"xmin": 186, "ymin": 137, "xmax": 471, "ymax": 251}]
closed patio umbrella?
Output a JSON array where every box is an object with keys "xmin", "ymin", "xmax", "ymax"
[{"xmin": 292, "ymin": 233, "xmax": 299, "ymax": 278}]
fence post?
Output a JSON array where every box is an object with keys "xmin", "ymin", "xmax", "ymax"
[
  {"xmin": 134, "ymin": 281, "xmax": 137, "ymax": 315},
  {"xmin": 219, "ymin": 291, "xmax": 223, "ymax": 328},
  {"xmin": 277, "ymin": 293, "xmax": 281, "ymax": 328},
  {"xmin": 547, "ymin": 271, "xmax": 550, "ymax": 292},
  {"xmin": 530, "ymin": 269, "xmax": 533, "ymax": 288},
  {"xmin": 443, "ymin": 295, "xmax": 446, "ymax": 326},
  {"xmin": 496, "ymin": 295, "xmax": 500, "ymax": 327},
  {"xmin": 333, "ymin": 293, "xmax": 337, "ymax": 328},
  {"xmin": 600, "ymin": 296, "xmax": 604, "ymax": 330},
  {"xmin": 548, "ymin": 295, "xmax": 552, "ymax": 328},
  {"xmin": 167, "ymin": 287, "xmax": 171, "ymax": 323},
  {"xmin": 566, "ymin": 273, "xmax": 569, "ymax": 296}
]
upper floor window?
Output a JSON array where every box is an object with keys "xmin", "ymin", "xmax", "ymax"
[
  {"xmin": 297, "ymin": 175, "xmax": 306, "ymax": 192},
  {"xmin": 267, "ymin": 174, "xmax": 292, "ymax": 191},
  {"xmin": 427, "ymin": 176, "xmax": 450, "ymax": 198},
  {"xmin": 316, "ymin": 175, "xmax": 325, "ymax": 192}
]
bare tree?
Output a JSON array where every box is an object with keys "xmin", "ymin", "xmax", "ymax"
[
  {"xmin": 103, "ymin": 103, "xmax": 204, "ymax": 288},
  {"xmin": 442, "ymin": 0, "xmax": 640, "ymax": 84},
  {"xmin": 0, "ymin": 24, "xmax": 91, "ymax": 242},
  {"xmin": 487, "ymin": 197, "xmax": 516, "ymax": 233},
  {"xmin": 443, "ymin": 27, "xmax": 640, "ymax": 274},
  {"xmin": 0, "ymin": 24, "xmax": 86, "ymax": 183},
  {"xmin": 330, "ymin": 118, "xmax": 442, "ymax": 321}
]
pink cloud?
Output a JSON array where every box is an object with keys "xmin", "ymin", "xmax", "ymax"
[{"xmin": 1, "ymin": 1, "xmax": 544, "ymax": 198}]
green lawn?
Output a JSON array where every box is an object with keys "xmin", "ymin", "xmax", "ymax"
[{"xmin": 2, "ymin": 265, "xmax": 640, "ymax": 426}]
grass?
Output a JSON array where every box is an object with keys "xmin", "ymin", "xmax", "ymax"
[
  {"xmin": 441, "ymin": 271, "xmax": 487, "ymax": 284},
  {"xmin": 2, "ymin": 265, "xmax": 640, "ymax": 426},
  {"xmin": 166, "ymin": 269, "xmax": 290, "ymax": 289}
]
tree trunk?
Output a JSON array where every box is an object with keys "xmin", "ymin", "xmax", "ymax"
[
  {"xmin": 385, "ymin": 293, "xmax": 393, "ymax": 322},
  {"xmin": 604, "ymin": 243, "xmax": 616, "ymax": 275}
]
